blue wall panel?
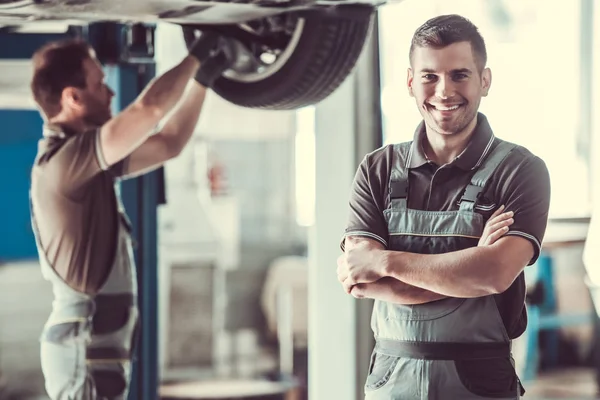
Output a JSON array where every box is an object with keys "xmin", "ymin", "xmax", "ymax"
[{"xmin": 0, "ymin": 110, "xmax": 44, "ymax": 261}]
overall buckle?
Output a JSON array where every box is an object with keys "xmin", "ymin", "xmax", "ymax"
[{"xmin": 389, "ymin": 180, "xmax": 408, "ymax": 199}]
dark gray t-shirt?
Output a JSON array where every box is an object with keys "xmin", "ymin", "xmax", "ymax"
[{"xmin": 341, "ymin": 113, "xmax": 551, "ymax": 338}]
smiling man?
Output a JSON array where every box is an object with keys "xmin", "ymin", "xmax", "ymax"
[{"xmin": 336, "ymin": 14, "xmax": 551, "ymax": 399}]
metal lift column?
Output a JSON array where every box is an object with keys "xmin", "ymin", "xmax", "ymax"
[
  {"xmin": 86, "ymin": 22, "xmax": 163, "ymax": 400},
  {"xmin": 309, "ymin": 11, "xmax": 382, "ymax": 400}
]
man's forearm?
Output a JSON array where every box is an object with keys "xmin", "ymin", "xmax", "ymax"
[
  {"xmin": 158, "ymin": 82, "xmax": 207, "ymax": 152},
  {"xmin": 352, "ymin": 277, "xmax": 447, "ymax": 305},
  {"xmin": 137, "ymin": 55, "xmax": 200, "ymax": 118},
  {"xmin": 383, "ymin": 245, "xmax": 513, "ymax": 298}
]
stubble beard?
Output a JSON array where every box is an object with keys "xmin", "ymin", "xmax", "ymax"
[{"xmin": 425, "ymin": 102, "xmax": 478, "ymax": 137}]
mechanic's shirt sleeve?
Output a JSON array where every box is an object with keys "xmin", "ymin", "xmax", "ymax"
[
  {"xmin": 47, "ymin": 129, "xmax": 129, "ymax": 198},
  {"xmin": 498, "ymin": 155, "xmax": 551, "ymax": 265},
  {"xmin": 341, "ymin": 153, "xmax": 389, "ymax": 251}
]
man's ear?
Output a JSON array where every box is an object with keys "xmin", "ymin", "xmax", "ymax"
[
  {"xmin": 481, "ymin": 67, "xmax": 492, "ymax": 97},
  {"xmin": 61, "ymin": 87, "xmax": 83, "ymax": 111},
  {"xmin": 407, "ymin": 68, "xmax": 414, "ymax": 97}
]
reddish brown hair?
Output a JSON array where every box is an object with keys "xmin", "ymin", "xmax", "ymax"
[{"xmin": 30, "ymin": 39, "xmax": 92, "ymax": 118}]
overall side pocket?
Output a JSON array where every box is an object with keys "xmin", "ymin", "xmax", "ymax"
[{"xmin": 365, "ymin": 351, "xmax": 400, "ymax": 392}]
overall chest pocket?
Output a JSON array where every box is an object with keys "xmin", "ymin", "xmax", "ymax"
[
  {"xmin": 384, "ymin": 209, "xmax": 484, "ymax": 242},
  {"xmin": 384, "ymin": 297, "xmax": 466, "ymax": 321}
]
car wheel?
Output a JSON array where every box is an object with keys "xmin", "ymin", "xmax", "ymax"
[{"xmin": 186, "ymin": 8, "xmax": 375, "ymax": 110}]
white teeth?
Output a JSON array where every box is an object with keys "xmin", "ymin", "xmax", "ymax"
[{"xmin": 434, "ymin": 104, "xmax": 460, "ymax": 111}]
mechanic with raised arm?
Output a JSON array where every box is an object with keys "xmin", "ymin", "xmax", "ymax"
[
  {"xmin": 337, "ymin": 15, "xmax": 551, "ymax": 399},
  {"xmin": 29, "ymin": 28, "xmax": 233, "ymax": 399}
]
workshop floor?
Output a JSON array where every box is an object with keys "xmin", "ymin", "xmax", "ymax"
[
  {"xmin": 157, "ymin": 367, "xmax": 600, "ymax": 400},
  {"xmin": 20, "ymin": 368, "xmax": 600, "ymax": 400},
  {"xmin": 524, "ymin": 367, "xmax": 599, "ymax": 399}
]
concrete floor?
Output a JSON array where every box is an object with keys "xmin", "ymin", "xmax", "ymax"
[
  {"xmin": 18, "ymin": 368, "xmax": 600, "ymax": 400},
  {"xmin": 524, "ymin": 368, "xmax": 599, "ymax": 399},
  {"xmin": 11, "ymin": 361, "xmax": 600, "ymax": 400}
]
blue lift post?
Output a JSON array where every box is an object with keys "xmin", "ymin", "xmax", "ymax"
[
  {"xmin": 0, "ymin": 23, "xmax": 162, "ymax": 399},
  {"xmin": 85, "ymin": 22, "xmax": 163, "ymax": 400}
]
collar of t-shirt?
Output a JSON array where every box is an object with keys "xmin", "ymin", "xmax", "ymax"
[{"xmin": 409, "ymin": 112, "xmax": 496, "ymax": 171}]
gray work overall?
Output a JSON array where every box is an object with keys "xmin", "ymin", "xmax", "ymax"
[
  {"xmin": 31, "ymin": 168, "xmax": 139, "ymax": 399},
  {"xmin": 364, "ymin": 140, "xmax": 525, "ymax": 400}
]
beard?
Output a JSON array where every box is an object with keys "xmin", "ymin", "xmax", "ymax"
[
  {"xmin": 421, "ymin": 99, "xmax": 479, "ymax": 136},
  {"xmin": 82, "ymin": 107, "xmax": 111, "ymax": 128}
]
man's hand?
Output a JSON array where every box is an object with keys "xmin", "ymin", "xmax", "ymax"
[
  {"xmin": 185, "ymin": 29, "xmax": 221, "ymax": 63},
  {"xmin": 114, "ymin": 30, "xmax": 238, "ymax": 179},
  {"xmin": 194, "ymin": 37, "xmax": 237, "ymax": 88},
  {"xmin": 184, "ymin": 28, "xmax": 238, "ymax": 88},
  {"xmin": 337, "ymin": 237, "xmax": 387, "ymax": 294},
  {"xmin": 478, "ymin": 205, "xmax": 514, "ymax": 246}
]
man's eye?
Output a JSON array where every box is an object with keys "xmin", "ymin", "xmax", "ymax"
[
  {"xmin": 422, "ymin": 74, "xmax": 436, "ymax": 81},
  {"xmin": 453, "ymin": 73, "xmax": 468, "ymax": 80}
]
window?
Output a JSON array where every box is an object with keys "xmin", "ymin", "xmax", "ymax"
[
  {"xmin": 295, "ymin": 106, "xmax": 316, "ymax": 227},
  {"xmin": 378, "ymin": 0, "xmax": 592, "ymax": 218}
]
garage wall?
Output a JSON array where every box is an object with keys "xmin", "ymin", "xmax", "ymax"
[
  {"xmin": 0, "ymin": 110, "xmax": 44, "ymax": 262},
  {"xmin": 210, "ymin": 138, "xmax": 302, "ymax": 246}
]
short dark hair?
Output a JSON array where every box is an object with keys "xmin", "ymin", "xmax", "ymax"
[
  {"xmin": 30, "ymin": 39, "xmax": 93, "ymax": 119},
  {"xmin": 409, "ymin": 14, "xmax": 487, "ymax": 72}
]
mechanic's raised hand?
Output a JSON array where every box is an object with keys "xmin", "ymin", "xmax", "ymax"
[
  {"xmin": 194, "ymin": 37, "xmax": 236, "ymax": 88},
  {"xmin": 185, "ymin": 28, "xmax": 221, "ymax": 63},
  {"xmin": 478, "ymin": 205, "xmax": 514, "ymax": 246},
  {"xmin": 337, "ymin": 238, "xmax": 387, "ymax": 294}
]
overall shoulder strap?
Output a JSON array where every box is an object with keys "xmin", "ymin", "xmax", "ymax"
[
  {"xmin": 388, "ymin": 142, "xmax": 413, "ymax": 210},
  {"xmin": 459, "ymin": 140, "xmax": 517, "ymax": 211}
]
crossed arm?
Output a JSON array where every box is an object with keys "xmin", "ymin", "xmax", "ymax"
[
  {"xmin": 337, "ymin": 207, "xmax": 534, "ymax": 304},
  {"xmin": 340, "ymin": 238, "xmax": 445, "ymax": 305}
]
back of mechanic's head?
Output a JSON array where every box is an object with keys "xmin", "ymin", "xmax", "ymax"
[
  {"xmin": 409, "ymin": 14, "xmax": 487, "ymax": 72},
  {"xmin": 30, "ymin": 39, "xmax": 93, "ymax": 119}
]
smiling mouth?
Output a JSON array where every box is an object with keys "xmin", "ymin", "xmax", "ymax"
[{"xmin": 428, "ymin": 103, "xmax": 464, "ymax": 112}]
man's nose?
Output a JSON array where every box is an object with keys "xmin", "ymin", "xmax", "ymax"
[{"xmin": 435, "ymin": 77, "xmax": 455, "ymax": 99}]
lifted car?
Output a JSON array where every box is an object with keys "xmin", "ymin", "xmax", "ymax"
[{"xmin": 0, "ymin": 0, "xmax": 391, "ymax": 109}]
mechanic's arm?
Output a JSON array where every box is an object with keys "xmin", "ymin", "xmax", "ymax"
[
  {"xmin": 352, "ymin": 278, "xmax": 442, "ymax": 304},
  {"xmin": 343, "ymin": 156, "xmax": 551, "ymax": 298},
  {"xmin": 348, "ymin": 206, "xmax": 515, "ymax": 304},
  {"xmin": 337, "ymin": 151, "xmax": 445, "ymax": 304},
  {"xmin": 99, "ymin": 32, "xmax": 219, "ymax": 168},
  {"xmin": 387, "ymin": 157, "xmax": 550, "ymax": 297},
  {"xmin": 344, "ymin": 237, "xmax": 446, "ymax": 305},
  {"xmin": 122, "ymin": 46, "xmax": 234, "ymax": 178},
  {"xmin": 383, "ymin": 237, "xmax": 532, "ymax": 298},
  {"xmin": 120, "ymin": 82, "xmax": 206, "ymax": 178}
]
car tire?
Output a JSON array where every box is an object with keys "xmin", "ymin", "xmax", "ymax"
[{"xmin": 203, "ymin": 9, "xmax": 375, "ymax": 110}]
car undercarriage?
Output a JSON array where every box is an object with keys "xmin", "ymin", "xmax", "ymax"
[{"xmin": 0, "ymin": 0, "xmax": 391, "ymax": 109}]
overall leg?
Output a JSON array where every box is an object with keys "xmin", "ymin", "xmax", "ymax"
[
  {"xmin": 87, "ymin": 360, "xmax": 133, "ymax": 400},
  {"xmin": 40, "ymin": 339, "xmax": 96, "ymax": 400}
]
